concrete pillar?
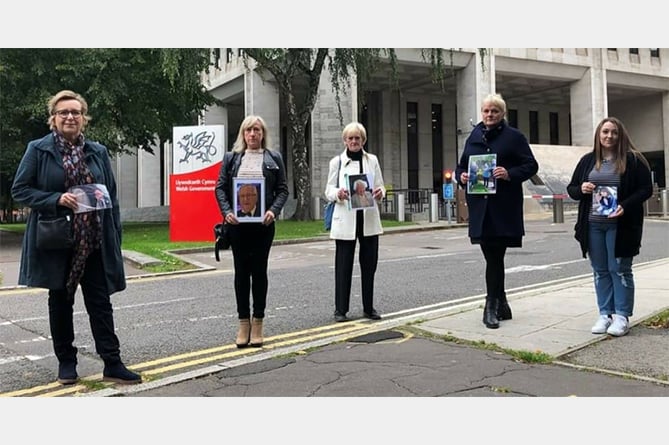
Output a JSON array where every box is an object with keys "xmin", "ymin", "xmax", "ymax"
[
  {"xmin": 311, "ymin": 65, "xmax": 356, "ymax": 203},
  {"xmin": 570, "ymin": 49, "xmax": 608, "ymax": 146},
  {"xmin": 456, "ymin": 49, "xmax": 494, "ymax": 152},
  {"xmin": 245, "ymin": 70, "xmax": 280, "ymax": 151},
  {"xmin": 202, "ymin": 105, "xmax": 229, "ymax": 149}
]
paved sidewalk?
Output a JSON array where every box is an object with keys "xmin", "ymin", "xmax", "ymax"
[{"xmin": 90, "ymin": 258, "xmax": 669, "ymax": 398}]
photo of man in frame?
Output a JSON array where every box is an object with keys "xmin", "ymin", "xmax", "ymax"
[{"xmin": 233, "ymin": 178, "xmax": 265, "ymax": 222}]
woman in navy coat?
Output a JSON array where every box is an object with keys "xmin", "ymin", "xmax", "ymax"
[
  {"xmin": 455, "ymin": 93, "xmax": 538, "ymax": 329},
  {"xmin": 11, "ymin": 90, "xmax": 140, "ymax": 385}
]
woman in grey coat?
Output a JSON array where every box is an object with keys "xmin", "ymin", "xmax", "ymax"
[{"xmin": 11, "ymin": 90, "xmax": 140, "ymax": 386}]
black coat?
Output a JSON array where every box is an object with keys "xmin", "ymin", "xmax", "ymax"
[
  {"xmin": 11, "ymin": 134, "xmax": 126, "ymax": 293},
  {"xmin": 455, "ymin": 121, "xmax": 538, "ymax": 242},
  {"xmin": 215, "ymin": 149, "xmax": 289, "ymax": 219},
  {"xmin": 566, "ymin": 151, "xmax": 653, "ymax": 258}
]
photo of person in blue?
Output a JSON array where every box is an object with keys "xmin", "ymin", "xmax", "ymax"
[{"xmin": 594, "ymin": 186, "xmax": 617, "ymax": 216}]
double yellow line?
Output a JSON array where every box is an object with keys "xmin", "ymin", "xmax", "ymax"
[{"xmin": 1, "ymin": 320, "xmax": 377, "ymax": 397}]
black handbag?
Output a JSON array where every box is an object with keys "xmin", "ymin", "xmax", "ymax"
[
  {"xmin": 36, "ymin": 213, "xmax": 74, "ymax": 250},
  {"xmin": 213, "ymin": 222, "xmax": 231, "ymax": 261}
]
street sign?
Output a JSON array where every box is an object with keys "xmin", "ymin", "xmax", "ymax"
[{"xmin": 443, "ymin": 183, "xmax": 454, "ymax": 200}]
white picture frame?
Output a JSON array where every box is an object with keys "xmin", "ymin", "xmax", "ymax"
[{"xmin": 233, "ymin": 177, "xmax": 265, "ymax": 223}]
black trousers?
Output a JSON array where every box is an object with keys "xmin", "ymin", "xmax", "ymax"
[
  {"xmin": 334, "ymin": 229, "xmax": 379, "ymax": 315},
  {"xmin": 229, "ymin": 222, "xmax": 275, "ymax": 319},
  {"xmin": 480, "ymin": 243, "xmax": 507, "ymax": 302},
  {"xmin": 48, "ymin": 249, "xmax": 121, "ymax": 365}
]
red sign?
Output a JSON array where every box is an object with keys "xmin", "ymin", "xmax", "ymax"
[{"xmin": 169, "ymin": 163, "xmax": 221, "ymax": 242}]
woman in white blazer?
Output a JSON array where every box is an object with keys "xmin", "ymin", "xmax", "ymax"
[{"xmin": 324, "ymin": 122, "xmax": 386, "ymax": 322}]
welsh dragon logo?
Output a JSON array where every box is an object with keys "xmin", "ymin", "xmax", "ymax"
[{"xmin": 177, "ymin": 131, "xmax": 218, "ymax": 164}]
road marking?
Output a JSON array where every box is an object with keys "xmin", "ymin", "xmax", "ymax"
[{"xmin": 506, "ymin": 259, "xmax": 586, "ymax": 274}]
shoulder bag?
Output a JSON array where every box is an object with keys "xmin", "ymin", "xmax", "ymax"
[
  {"xmin": 36, "ymin": 213, "xmax": 74, "ymax": 250},
  {"xmin": 323, "ymin": 156, "xmax": 341, "ymax": 231}
]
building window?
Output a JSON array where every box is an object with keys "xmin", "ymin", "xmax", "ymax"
[
  {"xmin": 549, "ymin": 112, "xmax": 559, "ymax": 145},
  {"xmin": 529, "ymin": 110, "xmax": 539, "ymax": 144},
  {"xmin": 407, "ymin": 102, "xmax": 419, "ymax": 200},
  {"xmin": 651, "ymin": 48, "xmax": 660, "ymax": 58},
  {"xmin": 226, "ymin": 48, "xmax": 233, "ymax": 63},
  {"xmin": 213, "ymin": 49, "xmax": 221, "ymax": 68},
  {"xmin": 630, "ymin": 48, "xmax": 639, "ymax": 55},
  {"xmin": 431, "ymin": 104, "xmax": 443, "ymax": 195},
  {"xmin": 507, "ymin": 109, "xmax": 518, "ymax": 129}
]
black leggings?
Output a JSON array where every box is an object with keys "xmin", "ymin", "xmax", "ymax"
[
  {"xmin": 229, "ymin": 223, "xmax": 275, "ymax": 319},
  {"xmin": 480, "ymin": 243, "xmax": 507, "ymax": 302}
]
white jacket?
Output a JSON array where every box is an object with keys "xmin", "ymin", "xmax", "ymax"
[{"xmin": 324, "ymin": 149, "xmax": 386, "ymax": 240}]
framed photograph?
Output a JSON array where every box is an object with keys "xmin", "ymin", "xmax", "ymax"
[
  {"xmin": 68, "ymin": 183, "xmax": 112, "ymax": 213},
  {"xmin": 233, "ymin": 177, "xmax": 265, "ymax": 222},
  {"xmin": 467, "ymin": 154, "xmax": 497, "ymax": 194},
  {"xmin": 346, "ymin": 173, "xmax": 376, "ymax": 210},
  {"xmin": 592, "ymin": 185, "xmax": 618, "ymax": 216}
]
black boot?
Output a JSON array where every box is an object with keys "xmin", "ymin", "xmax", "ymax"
[
  {"xmin": 103, "ymin": 361, "xmax": 142, "ymax": 385},
  {"xmin": 57, "ymin": 360, "xmax": 79, "ymax": 385},
  {"xmin": 497, "ymin": 292, "xmax": 512, "ymax": 321},
  {"xmin": 483, "ymin": 298, "xmax": 500, "ymax": 329}
]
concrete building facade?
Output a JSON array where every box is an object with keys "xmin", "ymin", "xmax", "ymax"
[{"xmin": 114, "ymin": 48, "xmax": 669, "ymax": 218}]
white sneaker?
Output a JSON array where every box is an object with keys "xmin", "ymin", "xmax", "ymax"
[
  {"xmin": 591, "ymin": 315, "xmax": 612, "ymax": 334},
  {"xmin": 607, "ymin": 314, "xmax": 629, "ymax": 337}
]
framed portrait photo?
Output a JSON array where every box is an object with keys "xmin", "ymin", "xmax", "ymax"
[
  {"xmin": 346, "ymin": 173, "xmax": 376, "ymax": 210},
  {"xmin": 233, "ymin": 177, "xmax": 265, "ymax": 223}
]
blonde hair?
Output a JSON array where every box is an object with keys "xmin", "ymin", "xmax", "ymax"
[
  {"xmin": 47, "ymin": 90, "xmax": 91, "ymax": 130},
  {"xmin": 232, "ymin": 115, "xmax": 270, "ymax": 153},
  {"xmin": 342, "ymin": 122, "xmax": 367, "ymax": 145},
  {"xmin": 481, "ymin": 93, "xmax": 507, "ymax": 117}
]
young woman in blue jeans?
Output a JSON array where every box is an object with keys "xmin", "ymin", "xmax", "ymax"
[{"xmin": 567, "ymin": 117, "xmax": 653, "ymax": 337}]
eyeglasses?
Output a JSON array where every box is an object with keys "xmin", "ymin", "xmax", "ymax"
[{"xmin": 54, "ymin": 110, "xmax": 82, "ymax": 118}]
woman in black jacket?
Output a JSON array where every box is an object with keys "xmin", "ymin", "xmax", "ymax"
[
  {"xmin": 567, "ymin": 117, "xmax": 652, "ymax": 337},
  {"xmin": 455, "ymin": 93, "xmax": 538, "ymax": 329},
  {"xmin": 215, "ymin": 115, "xmax": 288, "ymax": 348}
]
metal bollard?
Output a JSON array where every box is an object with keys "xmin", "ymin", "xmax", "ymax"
[
  {"xmin": 662, "ymin": 189, "xmax": 668, "ymax": 218},
  {"xmin": 429, "ymin": 193, "xmax": 439, "ymax": 223},
  {"xmin": 553, "ymin": 195, "xmax": 564, "ymax": 223},
  {"xmin": 312, "ymin": 197, "xmax": 321, "ymax": 221},
  {"xmin": 396, "ymin": 193, "xmax": 405, "ymax": 222}
]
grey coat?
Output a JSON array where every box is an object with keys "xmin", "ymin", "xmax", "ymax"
[{"xmin": 11, "ymin": 134, "xmax": 126, "ymax": 293}]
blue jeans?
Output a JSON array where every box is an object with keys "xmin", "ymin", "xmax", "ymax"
[{"xmin": 588, "ymin": 222, "xmax": 634, "ymax": 317}]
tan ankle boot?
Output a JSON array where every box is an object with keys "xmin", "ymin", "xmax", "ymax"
[
  {"xmin": 236, "ymin": 319, "xmax": 251, "ymax": 348},
  {"xmin": 250, "ymin": 317, "xmax": 263, "ymax": 347}
]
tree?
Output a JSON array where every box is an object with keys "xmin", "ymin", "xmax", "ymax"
[
  {"xmin": 0, "ymin": 48, "xmax": 220, "ymax": 221},
  {"xmin": 241, "ymin": 48, "xmax": 460, "ymax": 221}
]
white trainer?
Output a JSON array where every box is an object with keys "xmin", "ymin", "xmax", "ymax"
[
  {"xmin": 591, "ymin": 315, "xmax": 612, "ymax": 334},
  {"xmin": 607, "ymin": 314, "xmax": 629, "ymax": 337}
]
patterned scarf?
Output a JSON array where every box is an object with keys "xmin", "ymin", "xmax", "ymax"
[{"xmin": 54, "ymin": 131, "xmax": 103, "ymax": 297}]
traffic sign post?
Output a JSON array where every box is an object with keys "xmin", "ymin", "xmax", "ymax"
[{"xmin": 442, "ymin": 169, "xmax": 454, "ymax": 224}]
